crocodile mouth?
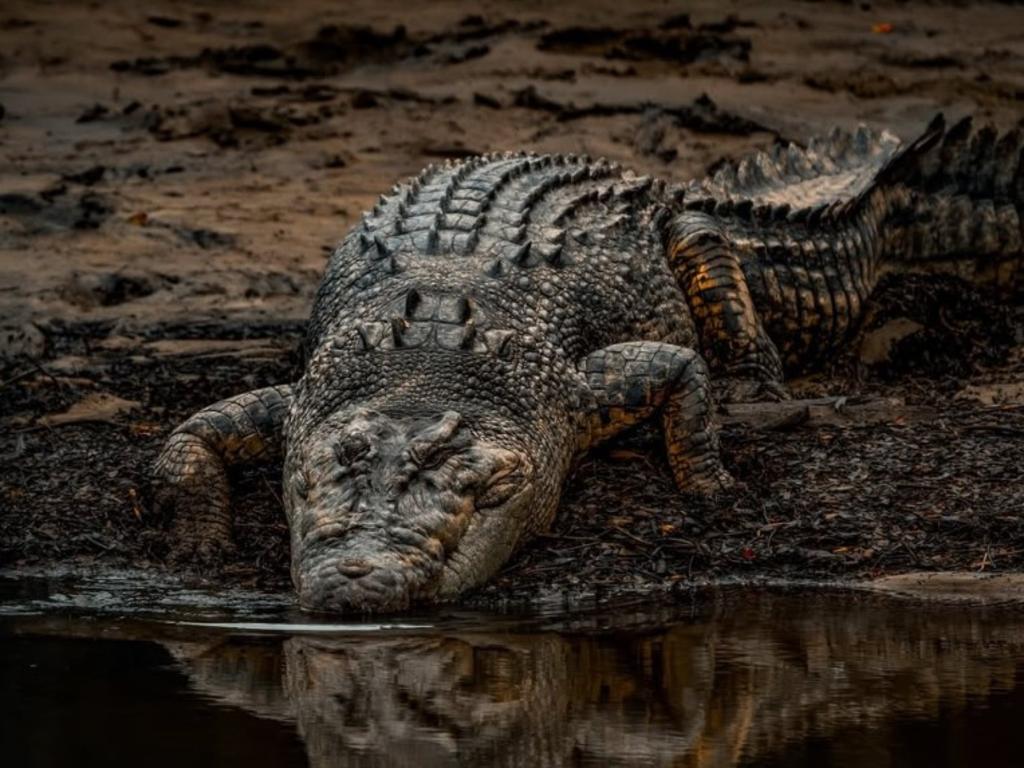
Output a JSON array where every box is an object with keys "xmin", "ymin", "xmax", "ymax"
[
  {"xmin": 295, "ymin": 524, "xmax": 449, "ymax": 613},
  {"xmin": 293, "ymin": 481, "xmax": 536, "ymax": 613},
  {"xmin": 285, "ymin": 406, "xmax": 539, "ymax": 613}
]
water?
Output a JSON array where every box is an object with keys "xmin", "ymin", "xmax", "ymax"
[{"xmin": 2, "ymin": 572, "xmax": 1023, "ymax": 767}]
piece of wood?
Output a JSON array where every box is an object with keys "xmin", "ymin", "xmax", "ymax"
[{"xmin": 718, "ymin": 396, "xmax": 930, "ymax": 430}]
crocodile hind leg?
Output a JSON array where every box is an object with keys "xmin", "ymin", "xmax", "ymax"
[
  {"xmin": 578, "ymin": 342, "xmax": 733, "ymax": 494},
  {"xmin": 669, "ymin": 117, "xmax": 1024, "ymax": 384},
  {"xmin": 152, "ymin": 385, "xmax": 294, "ymax": 565},
  {"xmin": 667, "ymin": 210, "xmax": 788, "ymax": 402}
]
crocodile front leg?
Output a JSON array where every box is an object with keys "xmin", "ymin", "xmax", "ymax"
[
  {"xmin": 578, "ymin": 342, "xmax": 733, "ymax": 494},
  {"xmin": 668, "ymin": 210, "xmax": 788, "ymax": 402},
  {"xmin": 152, "ymin": 385, "xmax": 294, "ymax": 564}
]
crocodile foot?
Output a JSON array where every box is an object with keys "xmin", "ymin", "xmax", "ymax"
[
  {"xmin": 151, "ymin": 443, "xmax": 235, "ymax": 571},
  {"xmin": 686, "ymin": 467, "xmax": 737, "ymax": 497},
  {"xmin": 166, "ymin": 532, "xmax": 236, "ymax": 571}
]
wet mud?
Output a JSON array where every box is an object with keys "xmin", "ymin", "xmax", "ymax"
[{"xmin": 1, "ymin": 0, "xmax": 1023, "ymax": 609}]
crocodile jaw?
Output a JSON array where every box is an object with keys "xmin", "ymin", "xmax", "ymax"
[{"xmin": 285, "ymin": 408, "xmax": 543, "ymax": 613}]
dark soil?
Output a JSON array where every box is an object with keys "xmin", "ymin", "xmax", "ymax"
[{"xmin": 2, "ymin": 275, "xmax": 1022, "ymax": 607}]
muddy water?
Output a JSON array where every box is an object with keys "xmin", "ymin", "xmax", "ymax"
[{"xmin": 2, "ymin": 575, "xmax": 1023, "ymax": 767}]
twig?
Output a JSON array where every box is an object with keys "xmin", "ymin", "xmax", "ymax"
[
  {"xmin": 610, "ymin": 525, "xmax": 652, "ymax": 548},
  {"xmin": 0, "ymin": 368, "xmax": 36, "ymax": 390},
  {"xmin": 261, "ymin": 476, "xmax": 283, "ymax": 508}
]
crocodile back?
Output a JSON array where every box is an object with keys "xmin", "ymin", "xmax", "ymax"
[{"xmin": 307, "ymin": 153, "xmax": 695, "ymax": 362}]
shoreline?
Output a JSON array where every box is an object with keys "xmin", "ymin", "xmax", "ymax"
[{"xmin": 3, "ymin": 0, "xmax": 1023, "ymax": 607}]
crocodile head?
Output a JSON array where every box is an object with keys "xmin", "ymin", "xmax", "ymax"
[{"xmin": 284, "ymin": 337, "xmax": 572, "ymax": 613}]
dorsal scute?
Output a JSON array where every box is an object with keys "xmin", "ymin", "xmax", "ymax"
[
  {"xmin": 351, "ymin": 153, "xmax": 658, "ymax": 273},
  {"xmin": 346, "ymin": 286, "xmax": 518, "ymax": 356},
  {"xmin": 691, "ymin": 126, "xmax": 903, "ymax": 219}
]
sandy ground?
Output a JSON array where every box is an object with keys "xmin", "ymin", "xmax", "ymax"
[{"xmin": 1, "ymin": 0, "xmax": 1023, "ymax": 606}]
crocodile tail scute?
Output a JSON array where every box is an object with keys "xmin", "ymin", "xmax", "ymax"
[{"xmin": 864, "ymin": 114, "xmax": 1024, "ymax": 293}]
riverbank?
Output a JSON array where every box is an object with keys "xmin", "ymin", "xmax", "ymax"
[
  {"xmin": 2, "ymin": 0, "xmax": 1022, "ymax": 609},
  {"xmin": 2, "ymin": 273, "xmax": 1021, "ymax": 609}
]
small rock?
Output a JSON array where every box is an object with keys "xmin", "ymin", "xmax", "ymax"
[
  {"xmin": 0, "ymin": 323, "xmax": 47, "ymax": 361},
  {"xmin": 146, "ymin": 15, "xmax": 183, "ymax": 28},
  {"xmin": 351, "ymin": 91, "xmax": 379, "ymax": 109},
  {"xmin": 62, "ymin": 165, "xmax": 106, "ymax": 186},
  {"xmin": 76, "ymin": 104, "xmax": 109, "ymax": 123},
  {"xmin": 473, "ymin": 92, "xmax": 501, "ymax": 109},
  {"xmin": 59, "ymin": 271, "xmax": 157, "ymax": 308},
  {"xmin": 859, "ymin": 317, "xmax": 924, "ymax": 365}
]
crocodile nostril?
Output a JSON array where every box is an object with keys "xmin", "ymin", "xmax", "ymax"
[{"xmin": 337, "ymin": 561, "xmax": 375, "ymax": 579}]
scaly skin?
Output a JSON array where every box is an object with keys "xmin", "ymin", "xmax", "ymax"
[{"xmin": 153, "ymin": 115, "xmax": 1023, "ymax": 612}]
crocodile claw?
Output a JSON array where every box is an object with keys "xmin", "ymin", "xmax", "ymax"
[{"xmin": 686, "ymin": 468, "xmax": 737, "ymax": 497}]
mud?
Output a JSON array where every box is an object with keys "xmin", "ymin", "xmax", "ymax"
[{"xmin": 1, "ymin": 0, "xmax": 1023, "ymax": 609}]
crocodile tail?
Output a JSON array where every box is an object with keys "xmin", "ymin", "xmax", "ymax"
[
  {"xmin": 672, "ymin": 116, "xmax": 1022, "ymax": 372},
  {"xmin": 865, "ymin": 114, "xmax": 1024, "ymax": 293}
]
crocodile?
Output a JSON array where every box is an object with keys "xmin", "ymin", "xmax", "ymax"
[{"xmin": 153, "ymin": 115, "xmax": 1023, "ymax": 612}]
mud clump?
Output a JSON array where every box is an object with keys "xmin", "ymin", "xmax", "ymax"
[
  {"xmin": 109, "ymin": 18, "xmax": 548, "ymax": 82},
  {"xmin": 111, "ymin": 25, "xmax": 412, "ymax": 79},
  {"xmin": 0, "ymin": 190, "xmax": 112, "ymax": 233},
  {"xmin": 59, "ymin": 272, "xmax": 162, "ymax": 309},
  {"xmin": 510, "ymin": 89, "xmax": 771, "ymax": 136},
  {"xmin": 537, "ymin": 20, "xmax": 752, "ymax": 66}
]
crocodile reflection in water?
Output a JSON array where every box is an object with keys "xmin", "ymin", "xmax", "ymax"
[{"xmin": 162, "ymin": 596, "xmax": 1024, "ymax": 768}]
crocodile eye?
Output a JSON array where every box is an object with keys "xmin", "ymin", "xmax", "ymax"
[
  {"xmin": 334, "ymin": 434, "xmax": 371, "ymax": 467},
  {"xmin": 476, "ymin": 470, "xmax": 522, "ymax": 508},
  {"xmin": 419, "ymin": 446, "xmax": 460, "ymax": 472}
]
